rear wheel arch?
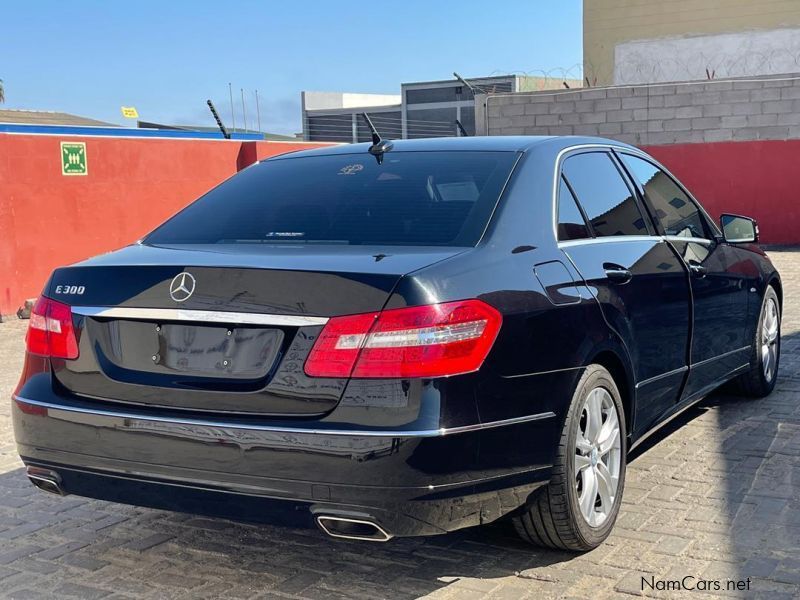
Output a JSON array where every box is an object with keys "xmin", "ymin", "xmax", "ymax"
[{"xmin": 589, "ymin": 349, "xmax": 633, "ymax": 441}]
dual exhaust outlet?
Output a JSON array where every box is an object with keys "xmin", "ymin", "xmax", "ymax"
[{"xmin": 26, "ymin": 466, "xmax": 392, "ymax": 542}]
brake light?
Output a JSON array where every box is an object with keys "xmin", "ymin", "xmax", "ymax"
[
  {"xmin": 304, "ymin": 299, "xmax": 501, "ymax": 378},
  {"xmin": 26, "ymin": 296, "xmax": 79, "ymax": 359}
]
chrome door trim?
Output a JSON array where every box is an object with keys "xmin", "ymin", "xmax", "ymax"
[
  {"xmin": 635, "ymin": 366, "xmax": 689, "ymax": 390},
  {"xmin": 13, "ymin": 395, "xmax": 556, "ymax": 438},
  {"xmin": 690, "ymin": 345, "xmax": 751, "ymax": 368},
  {"xmin": 71, "ymin": 306, "xmax": 329, "ymax": 327}
]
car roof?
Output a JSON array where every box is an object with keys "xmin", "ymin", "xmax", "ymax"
[{"xmin": 267, "ymin": 136, "xmax": 640, "ymax": 160}]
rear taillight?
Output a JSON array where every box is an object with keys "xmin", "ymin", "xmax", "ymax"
[
  {"xmin": 304, "ymin": 299, "xmax": 501, "ymax": 379},
  {"xmin": 26, "ymin": 296, "xmax": 79, "ymax": 359}
]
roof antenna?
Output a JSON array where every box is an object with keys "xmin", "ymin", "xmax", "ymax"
[
  {"xmin": 361, "ymin": 113, "xmax": 393, "ymax": 164},
  {"xmin": 455, "ymin": 119, "xmax": 469, "ymax": 136}
]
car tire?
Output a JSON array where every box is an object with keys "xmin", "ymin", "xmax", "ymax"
[
  {"xmin": 729, "ymin": 285, "xmax": 780, "ymax": 398},
  {"xmin": 512, "ymin": 364, "xmax": 626, "ymax": 551}
]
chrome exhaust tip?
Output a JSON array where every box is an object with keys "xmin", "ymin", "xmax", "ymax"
[
  {"xmin": 26, "ymin": 466, "xmax": 67, "ymax": 496},
  {"xmin": 315, "ymin": 515, "xmax": 392, "ymax": 542}
]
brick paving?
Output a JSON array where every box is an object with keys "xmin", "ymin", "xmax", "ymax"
[{"xmin": 1, "ymin": 251, "xmax": 799, "ymax": 599}]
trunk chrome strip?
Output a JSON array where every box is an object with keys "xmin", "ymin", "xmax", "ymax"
[
  {"xmin": 13, "ymin": 395, "xmax": 555, "ymax": 437},
  {"xmin": 71, "ymin": 306, "xmax": 329, "ymax": 327}
]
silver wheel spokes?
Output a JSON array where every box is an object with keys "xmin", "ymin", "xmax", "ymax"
[
  {"xmin": 575, "ymin": 387, "xmax": 621, "ymax": 528},
  {"xmin": 761, "ymin": 298, "xmax": 779, "ymax": 382}
]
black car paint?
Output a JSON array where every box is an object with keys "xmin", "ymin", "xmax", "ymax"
[{"xmin": 13, "ymin": 136, "xmax": 780, "ymax": 538}]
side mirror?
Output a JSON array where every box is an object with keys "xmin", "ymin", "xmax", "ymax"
[{"xmin": 720, "ymin": 213, "xmax": 758, "ymax": 244}]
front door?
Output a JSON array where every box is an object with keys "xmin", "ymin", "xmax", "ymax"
[{"xmin": 666, "ymin": 238, "xmax": 752, "ymax": 398}]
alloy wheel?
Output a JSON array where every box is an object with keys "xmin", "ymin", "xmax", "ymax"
[
  {"xmin": 762, "ymin": 297, "xmax": 780, "ymax": 383},
  {"xmin": 574, "ymin": 387, "xmax": 622, "ymax": 528}
]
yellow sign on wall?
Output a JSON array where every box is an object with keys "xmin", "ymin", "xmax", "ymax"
[{"xmin": 121, "ymin": 106, "xmax": 139, "ymax": 119}]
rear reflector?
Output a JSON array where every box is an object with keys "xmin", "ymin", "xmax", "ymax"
[
  {"xmin": 304, "ymin": 299, "xmax": 501, "ymax": 378},
  {"xmin": 26, "ymin": 296, "xmax": 79, "ymax": 359}
]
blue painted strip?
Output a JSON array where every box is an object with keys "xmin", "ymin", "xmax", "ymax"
[{"xmin": 0, "ymin": 123, "xmax": 263, "ymax": 140}]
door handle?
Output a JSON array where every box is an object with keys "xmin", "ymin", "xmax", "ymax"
[
  {"xmin": 603, "ymin": 263, "xmax": 632, "ymax": 284},
  {"xmin": 688, "ymin": 262, "xmax": 707, "ymax": 278}
]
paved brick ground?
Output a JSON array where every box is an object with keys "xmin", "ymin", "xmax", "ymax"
[{"xmin": 1, "ymin": 251, "xmax": 799, "ymax": 599}]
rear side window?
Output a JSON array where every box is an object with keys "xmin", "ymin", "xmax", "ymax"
[
  {"xmin": 619, "ymin": 153, "xmax": 711, "ymax": 240},
  {"xmin": 557, "ymin": 176, "xmax": 590, "ymax": 241},
  {"xmin": 145, "ymin": 151, "xmax": 518, "ymax": 247},
  {"xmin": 562, "ymin": 152, "xmax": 648, "ymax": 237}
]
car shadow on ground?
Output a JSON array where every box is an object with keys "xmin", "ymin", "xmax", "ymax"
[{"xmin": 1, "ymin": 334, "xmax": 797, "ymax": 597}]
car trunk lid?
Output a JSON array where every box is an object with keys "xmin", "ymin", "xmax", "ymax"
[{"xmin": 48, "ymin": 243, "xmax": 464, "ymax": 417}]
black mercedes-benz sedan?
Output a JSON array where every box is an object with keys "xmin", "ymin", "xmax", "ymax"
[{"xmin": 13, "ymin": 136, "xmax": 781, "ymax": 551}]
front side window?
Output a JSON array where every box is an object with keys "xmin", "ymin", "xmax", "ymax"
[
  {"xmin": 145, "ymin": 151, "xmax": 518, "ymax": 247},
  {"xmin": 619, "ymin": 154, "xmax": 711, "ymax": 240},
  {"xmin": 561, "ymin": 152, "xmax": 648, "ymax": 237},
  {"xmin": 557, "ymin": 176, "xmax": 590, "ymax": 241}
]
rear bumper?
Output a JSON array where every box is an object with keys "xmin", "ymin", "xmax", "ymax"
[{"xmin": 13, "ymin": 394, "xmax": 557, "ymax": 538}]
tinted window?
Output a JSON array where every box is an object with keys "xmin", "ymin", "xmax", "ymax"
[
  {"xmin": 619, "ymin": 154, "xmax": 710, "ymax": 239},
  {"xmin": 145, "ymin": 152, "xmax": 517, "ymax": 247},
  {"xmin": 557, "ymin": 176, "xmax": 590, "ymax": 240},
  {"xmin": 562, "ymin": 152, "xmax": 648, "ymax": 237}
]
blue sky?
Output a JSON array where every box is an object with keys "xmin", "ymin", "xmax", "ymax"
[{"xmin": 1, "ymin": 1, "xmax": 582, "ymax": 134}]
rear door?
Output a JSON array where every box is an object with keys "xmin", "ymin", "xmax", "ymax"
[
  {"xmin": 616, "ymin": 152, "xmax": 752, "ymax": 400},
  {"xmin": 558, "ymin": 149, "xmax": 691, "ymax": 436}
]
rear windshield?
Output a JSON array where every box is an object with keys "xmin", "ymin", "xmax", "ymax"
[{"xmin": 144, "ymin": 151, "xmax": 517, "ymax": 247}]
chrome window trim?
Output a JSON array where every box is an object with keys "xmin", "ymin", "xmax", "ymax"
[
  {"xmin": 662, "ymin": 235, "xmax": 714, "ymax": 246},
  {"xmin": 12, "ymin": 395, "xmax": 556, "ymax": 438},
  {"xmin": 613, "ymin": 149, "xmax": 722, "ymax": 239},
  {"xmin": 559, "ymin": 234, "xmax": 712, "ymax": 250},
  {"xmin": 71, "ymin": 306, "xmax": 329, "ymax": 327},
  {"xmin": 551, "ymin": 143, "xmax": 722, "ymax": 243},
  {"xmin": 552, "ymin": 144, "xmax": 652, "ymax": 242},
  {"xmin": 552, "ymin": 143, "xmax": 614, "ymax": 242},
  {"xmin": 558, "ymin": 235, "xmax": 656, "ymax": 248}
]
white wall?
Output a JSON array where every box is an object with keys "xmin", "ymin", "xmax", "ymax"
[
  {"xmin": 302, "ymin": 91, "xmax": 401, "ymax": 111},
  {"xmin": 615, "ymin": 27, "xmax": 800, "ymax": 85}
]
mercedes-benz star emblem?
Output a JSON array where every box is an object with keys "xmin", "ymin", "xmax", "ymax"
[{"xmin": 169, "ymin": 272, "xmax": 196, "ymax": 302}]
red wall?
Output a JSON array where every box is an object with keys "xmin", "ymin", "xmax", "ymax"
[
  {"xmin": 0, "ymin": 135, "xmax": 331, "ymax": 316},
  {"xmin": 1, "ymin": 135, "xmax": 797, "ymax": 316},
  {"xmin": 643, "ymin": 140, "xmax": 800, "ymax": 246}
]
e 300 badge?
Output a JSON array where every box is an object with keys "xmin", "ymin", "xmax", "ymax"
[{"xmin": 54, "ymin": 285, "xmax": 85, "ymax": 295}]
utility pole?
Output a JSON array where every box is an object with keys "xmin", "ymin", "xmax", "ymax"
[
  {"xmin": 241, "ymin": 88, "xmax": 247, "ymax": 132},
  {"xmin": 255, "ymin": 89, "xmax": 262, "ymax": 133},
  {"xmin": 228, "ymin": 83, "xmax": 236, "ymax": 133}
]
